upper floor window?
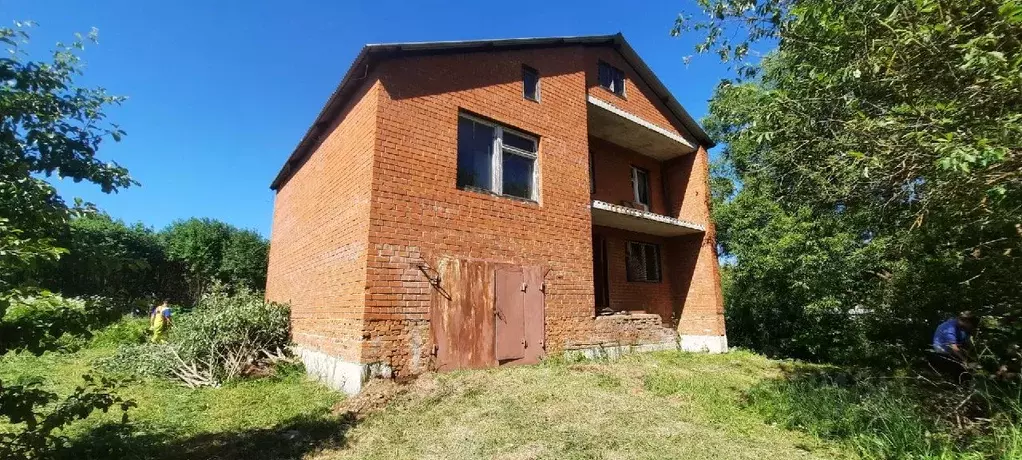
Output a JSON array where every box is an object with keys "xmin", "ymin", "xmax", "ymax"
[
  {"xmin": 626, "ymin": 241, "xmax": 661, "ymax": 282},
  {"xmin": 457, "ymin": 114, "xmax": 538, "ymax": 201},
  {"xmin": 523, "ymin": 65, "xmax": 540, "ymax": 101},
  {"xmin": 631, "ymin": 166, "xmax": 650, "ymax": 210},
  {"xmin": 598, "ymin": 61, "xmax": 625, "ymax": 96}
]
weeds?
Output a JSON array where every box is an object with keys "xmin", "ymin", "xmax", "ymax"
[{"xmin": 745, "ymin": 369, "xmax": 1022, "ymax": 459}]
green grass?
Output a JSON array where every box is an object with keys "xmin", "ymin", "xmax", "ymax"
[
  {"xmin": 313, "ymin": 350, "xmax": 846, "ymax": 460},
  {"xmin": 0, "ymin": 343, "xmax": 345, "ymax": 459},
  {"xmin": 7, "ymin": 323, "xmax": 1016, "ymax": 460}
]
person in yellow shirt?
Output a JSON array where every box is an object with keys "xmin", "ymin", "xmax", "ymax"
[{"xmin": 149, "ymin": 300, "xmax": 173, "ymax": 342}]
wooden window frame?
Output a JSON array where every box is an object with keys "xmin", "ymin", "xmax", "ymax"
[
  {"xmin": 631, "ymin": 166, "xmax": 650, "ymax": 211},
  {"xmin": 457, "ymin": 113, "xmax": 539, "ymax": 201}
]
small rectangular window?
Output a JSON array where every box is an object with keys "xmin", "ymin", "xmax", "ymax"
[
  {"xmin": 598, "ymin": 61, "xmax": 625, "ymax": 96},
  {"xmin": 456, "ymin": 113, "xmax": 538, "ymax": 201},
  {"xmin": 632, "ymin": 166, "xmax": 650, "ymax": 210},
  {"xmin": 626, "ymin": 241, "xmax": 661, "ymax": 283},
  {"xmin": 522, "ymin": 65, "xmax": 539, "ymax": 101}
]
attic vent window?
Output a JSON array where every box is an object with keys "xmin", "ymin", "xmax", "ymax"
[
  {"xmin": 598, "ymin": 61, "xmax": 625, "ymax": 96},
  {"xmin": 522, "ymin": 65, "xmax": 540, "ymax": 101}
]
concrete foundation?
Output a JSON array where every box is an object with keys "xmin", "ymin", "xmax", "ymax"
[
  {"xmin": 565, "ymin": 334, "xmax": 728, "ymax": 360},
  {"xmin": 296, "ymin": 347, "xmax": 378, "ymax": 395},
  {"xmin": 679, "ymin": 334, "xmax": 729, "ymax": 353}
]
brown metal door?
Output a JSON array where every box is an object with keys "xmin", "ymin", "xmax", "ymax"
[
  {"xmin": 494, "ymin": 266, "xmax": 526, "ymax": 361},
  {"xmin": 521, "ymin": 266, "xmax": 546, "ymax": 364},
  {"xmin": 431, "ymin": 259, "xmax": 496, "ymax": 371}
]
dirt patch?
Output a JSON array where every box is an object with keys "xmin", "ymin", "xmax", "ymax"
[
  {"xmin": 331, "ymin": 373, "xmax": 438, "ymax": 419},
  {"xmin": 566, "ymin": 363, "xmax": 607, "ymax": 373}
]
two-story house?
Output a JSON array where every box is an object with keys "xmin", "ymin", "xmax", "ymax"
[{"xmin": 266, "ymin": 34, "xmax": 726, "ymax": 394}]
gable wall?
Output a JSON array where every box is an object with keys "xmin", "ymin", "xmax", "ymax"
[{"xmin": 266, "ymin": 77, "xmax": 381, "ymax": 363}]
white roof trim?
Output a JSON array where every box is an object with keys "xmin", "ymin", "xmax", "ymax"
[
  {"xmin": 587, "ymin": 95, "xmax": 696, "ymax": 151},
  {"xmin": 591, "ymin": 200, "xmax": 705, "ymax": 233}
]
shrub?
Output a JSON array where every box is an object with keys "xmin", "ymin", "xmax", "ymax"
[
  {"xmin": 102, "ymin": 288, "xmax": 291, "ymax": 387},
  {"xmin": 99, "ymin": 342, "xmax": 178, "ymax": 379},
  {"xmin": 89, "ymin": 316, "xmax": 150, "ymax": 349},
  {"xmin": 0, "ymin": 294, "xmax": 133, "ymax": 354},
  {"xmin": 0, "ymin": 375, "xmax": 135, "ymax": 460}
]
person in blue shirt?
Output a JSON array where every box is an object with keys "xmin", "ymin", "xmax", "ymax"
[{"xmin": 930, "ymin": 311, "xmax": 978, "ymax": 380}]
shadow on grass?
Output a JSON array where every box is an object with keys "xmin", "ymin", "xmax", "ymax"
[{"xmin": 60, "ymin": 413, "xmax": 356, "ymax": 460}]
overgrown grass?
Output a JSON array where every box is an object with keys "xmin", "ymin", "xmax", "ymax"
[{"xmin": 745, "ymin": 369, "xmax": 1022, "ymax": 460}]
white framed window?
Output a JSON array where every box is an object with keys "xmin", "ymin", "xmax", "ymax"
[
  {"xmin": 522, "ymin": 65, "xmax": 540, "ymax": 102},
  {"xmin": 598, "ymin": 61, "xmax": 625, "ymax": 96},
  {"xmin": 456, "ymin": 113, "xmax": 538, "ymax": 201},
  {"xmin": 626, "ymin": 241, "xmax": 661, "ymax": 283},
  {"xmin": 631, "ymin": 166, "xmax": 650, "ymax": 211}
]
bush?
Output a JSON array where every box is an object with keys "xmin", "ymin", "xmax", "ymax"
[
  {"xmin": 0, "ymin": 294, "xmax": 134, "ymax": 354},
  {"xmin": 746, "ymin": 370, "xmax": 1022, "ymax": 459},
  {"xmin": 99, "ymin": 342, "xmax": 178, "ymax": 379},
  {"xmin": 0, "ymin": 375, "xmax": 135, "ymax": 460},
  {"xmin": 101, "ymin": 288, "xmax": 291, "ymax": 387},
  {"xmin": 89, "ymin": 316, "xmax": 149, "ymax": 349}
]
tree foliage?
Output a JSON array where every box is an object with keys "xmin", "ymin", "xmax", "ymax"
[
  {"xmin": 682, "ymin": 0, "xmax": 1022, "ymax": 368},
  {"xmin": 0, "ymin": 23, "xmax": 134, "ymax": 317},
  {"xmin": 46, "ymin": 214, "xmax": 172, "ymax": 300},
  {"xmin": 163, "ymin": 218, "xmax": 269, "ymax": 301},
  {"xmin": 29, "ymin": 214, "xmax": 269, "ymax": 304}
]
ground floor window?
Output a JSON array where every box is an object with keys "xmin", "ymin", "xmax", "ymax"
[{"xmin": 626, "ymin": 241, "xmax": 661, "ymax": 282}]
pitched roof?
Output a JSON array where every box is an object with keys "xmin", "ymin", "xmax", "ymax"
[{"xmin": 270, "ymin": 33, "xmax": 713, "ymax": 190}]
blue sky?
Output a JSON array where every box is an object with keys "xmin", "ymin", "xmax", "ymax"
[{"xmin": 6, "ymin": 0, "xmax": 740, "ymax": 237}]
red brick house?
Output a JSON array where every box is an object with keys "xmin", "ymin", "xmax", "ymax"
[{"xmin": 266, "ymin": 34, "xmax": 726, "ymax": 394}]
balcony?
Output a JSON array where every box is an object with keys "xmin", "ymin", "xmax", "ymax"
[
  {"xmin": 590, "ymin": 200, "xmax": 703, "ymax": 237},
  {"xmin": 586, "ymin": 95, "xmax": 697, "ymax": 161}
]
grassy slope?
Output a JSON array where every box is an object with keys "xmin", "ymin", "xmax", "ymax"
[
  {"xmin": 315, "ymin": 351, "xmax": 848, "ymax": 460},
  {"xmin": 1, "ymin": 342, "xmax": 851, "ymax": 459}
]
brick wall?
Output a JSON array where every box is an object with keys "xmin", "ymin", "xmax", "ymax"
[
  {"xmin": 364, "ymin": 47, "xmax": 594, "ymax": 375},
  {"xmin": 266, "ymin": 77, "xmax": 381, "ymax": 362},
  {"xmin": 665, "ymin": 146, "xmax": 725, "ymax": 337},
  {"xmin": 593, "ymin": 225, "xmax": 673, "ymax": 322},
  {"xmin": 589, "ymin": 136, "xmax": 668, "ymax": 215},
  {"xmin": 585, "ymin": 48, "xmax": 698, "ymax": 147}
]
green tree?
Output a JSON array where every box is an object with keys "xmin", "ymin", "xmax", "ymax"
[
  {"xmin": 162, "ymin": 218, "xmax": 268, "ymax": 301},
  {"xmin": 45, "ymin": 213, "xmax": 170, "ymax": 299},
  {"xmin": 0, "ymin": 23, "xmax": 133, "ymax": 313},
  {"xmin": 680, "ymin": 0, "xmax": 1022, "ymax": 366}
]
